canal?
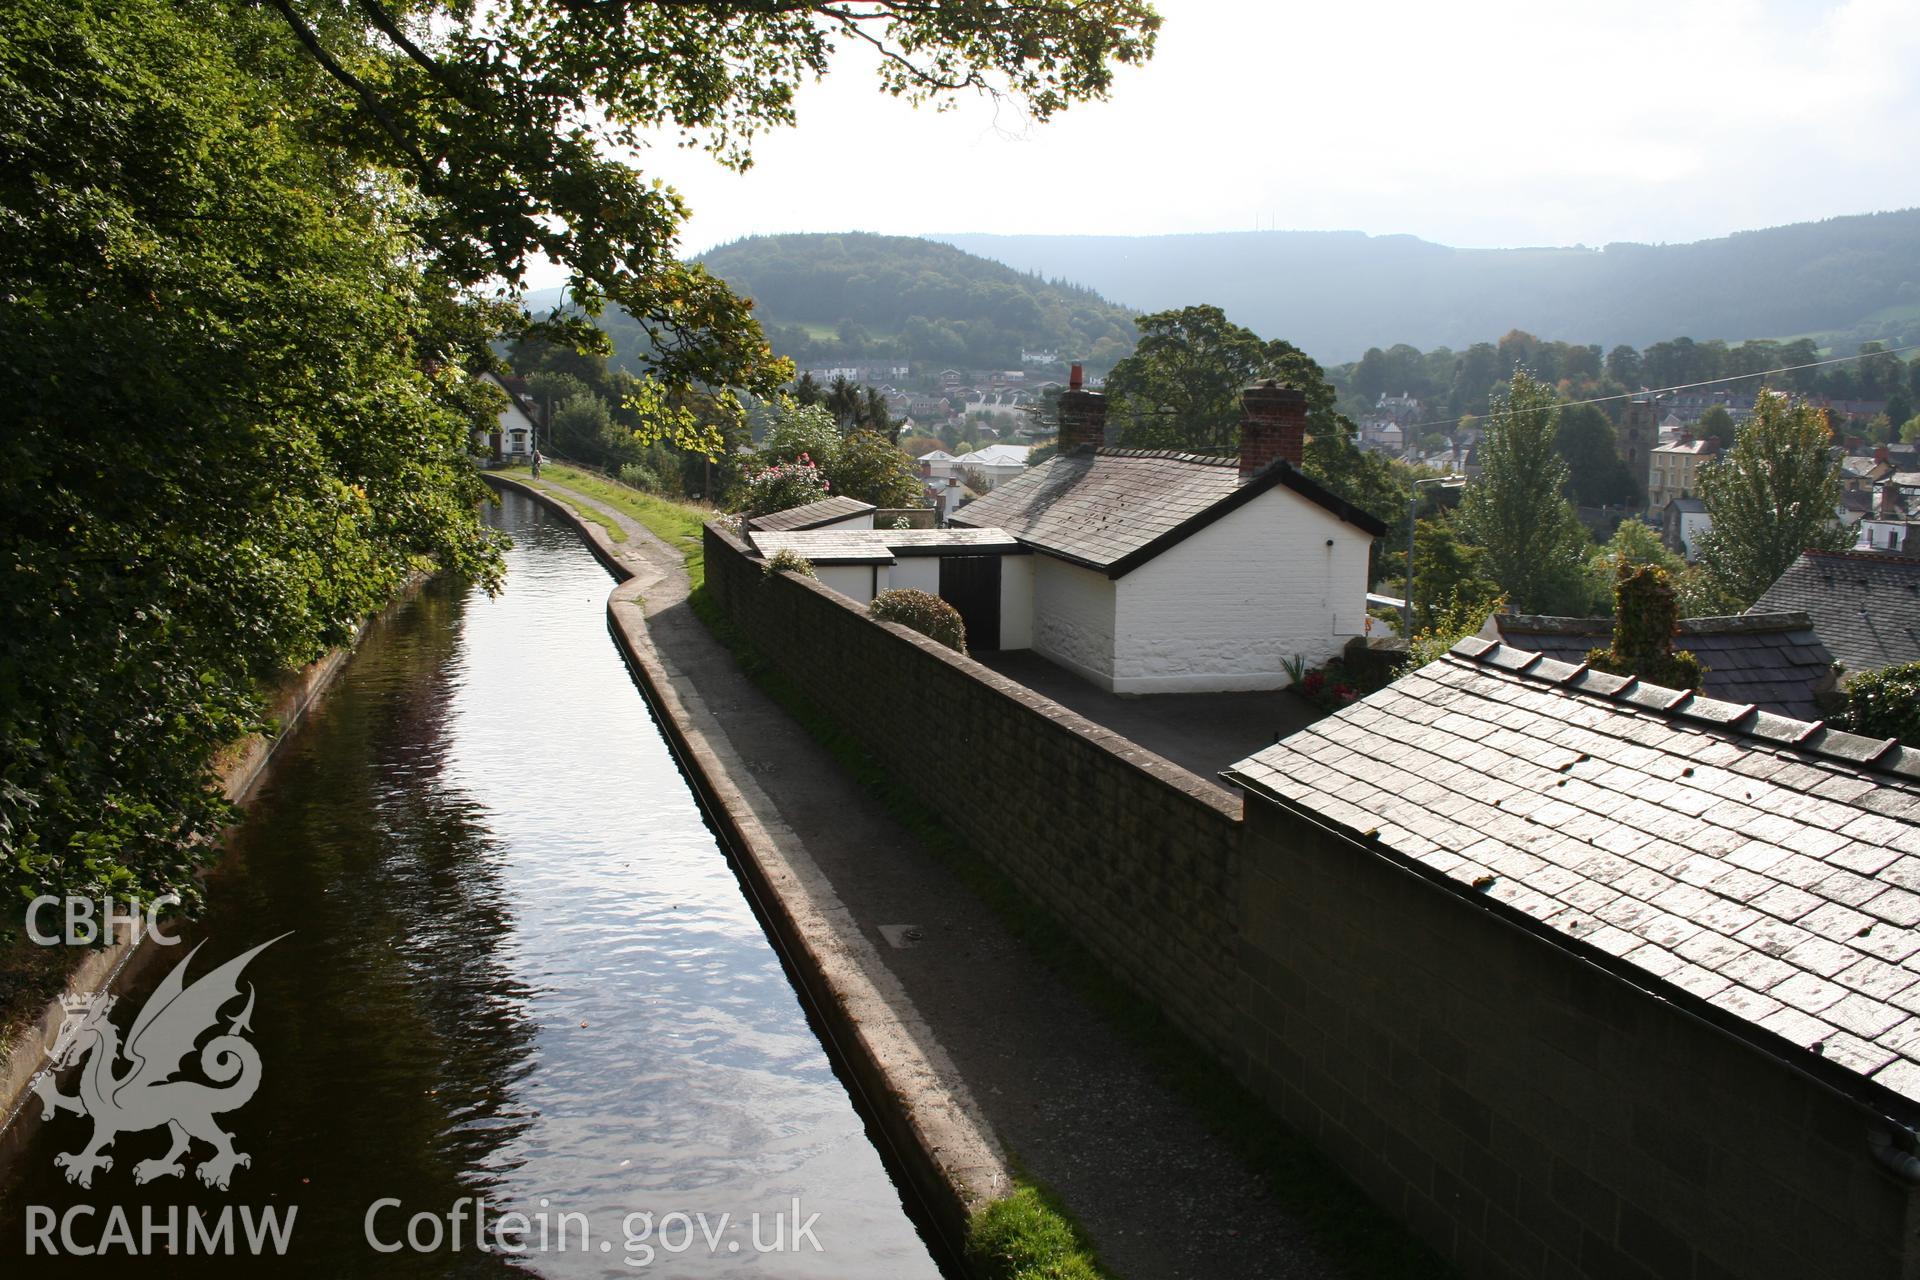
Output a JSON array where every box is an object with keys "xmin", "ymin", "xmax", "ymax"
[{"xmin": 0, "ymin": 490, "xmax": 943, "ymax": 1276}]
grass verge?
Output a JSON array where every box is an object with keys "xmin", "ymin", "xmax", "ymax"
[
  {"xmin": 528, "ymin": 462, "xmax": 713, "ymax": 590},
  {"xmin": 686, "ymin": 584, "xmax": 1449, "ymax": 1280},
  {"xmin": 967, "ymin": 1181, "xmax": 1104, "ymax": 1280}
]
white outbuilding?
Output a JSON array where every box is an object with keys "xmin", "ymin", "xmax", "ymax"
[
  {"xmin": 748, "ymin": 380, "xmax": 1383, "ymax": 689},
  {"xmin": 951, "ymin": 380, "xmax": 1384, "ymax": 693}
]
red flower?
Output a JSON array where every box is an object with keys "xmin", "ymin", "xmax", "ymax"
[{"xmin": 1300, "ymin": 672, "xmax": 1326, "ymax": 696}]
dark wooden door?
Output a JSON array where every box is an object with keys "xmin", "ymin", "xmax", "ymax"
[{"xmin": 937, "ymin": 555, "xmax": 1002, "ymax": 652}]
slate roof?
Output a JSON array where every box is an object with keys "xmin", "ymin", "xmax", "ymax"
[
  {"xmin": 750, "ymin": 526, "xmax": 1024, "ymax": 565},
  {"xmin": 1490, "ymin": 612, "xmax": 1836, "ymax": 721},
  {"xmin": 746, "ymin": 496, "xmax": 876, "ymax": 532},
  {"xmin": 953, "ymin": 444, "xmax": 1030, "ymax": 467},
  {"xmin": 1751, "ymin": 550, "xmax": 1920, "ymax": 676},
  {"xmin": 750, "ymin": 530, "xmax": 893, "ymax": 564},
  {"xmin": 877, "ymin": 528, "xmax": 1027, "ymax": 556},
  {"xmin": 951, "ymin": 446, "xmax": 1387, "ymax": 575},
  {"xmin": 1224, "ymin": 639, "xmax": 1920, "ymax": 1116}
]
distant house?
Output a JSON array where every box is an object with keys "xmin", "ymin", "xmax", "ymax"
[
  {"xmin": 1752, "ymin": 550, "xmax": 1920, "ymax": 677},
  {"xmin": 1484, "ymin": 610, "xmax": 1838, "ymax": 721},
  {"xmin": 480, "ymin": 371, "xmax": 538, "ymax": 461},
  {"xmin": 1373, "ymin": 391, "xmax": 1422, "ymax": 424},
  {"xmin": 1647, "ymin": 437, "xmax": 1718, "ymax": 512},
  {"xmin": 917, "ymin": 449, "xmax": 960, "ymax": 480},
  {"xmin": 923, "ymin": 475, "xmax": 971, "ymax": 523},
  {"xmin": 949, "ymin": 443, "xmax": 1030, "ymax": 491},
  {"xmin": 1861, "ymin": 520, "xmax": 1920, "ymax": 556},
  {"xmin": 951, "ymin": 379, "xmax": 1385, "ymax": 691},
  {"xmin": 1661, "ymin": 496, "xmax": 1712, "ymax": 560},
  {"xmin": 1861, "ymin": 482, "xmax": 1920, "ymax": 554},
  {"xmin": 745, "ymin": 496, "xmax": 876, "ymax": 534}
]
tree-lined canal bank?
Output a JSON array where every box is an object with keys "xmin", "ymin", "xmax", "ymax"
[{"xmin": 0, "ymin": 490, "xmax": 941, "ymax": 1276}]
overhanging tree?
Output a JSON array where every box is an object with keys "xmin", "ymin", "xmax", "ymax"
[
  {"xmin": 259, "ymin": 0, "xmax": 1162, "ymax": 448},
  {"xmin": 3, "ymin": 0, "xmax": 504, "ymax": 905},
  {"xmin": 1694, "ymin": 393, "xmax": 1850, "ymax": 608},
  {"xmin": 2, "ymin": 0, "xmax": 1159, "ymax": 907}
]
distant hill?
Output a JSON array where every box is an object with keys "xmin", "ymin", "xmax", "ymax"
[
  {"xmin": 688, "ymin": 232, "xmax": 1139, "ymax": 372},
  {"xmin": 938, "ymin": 210, "xmax": 1920, "ymax": 363}
]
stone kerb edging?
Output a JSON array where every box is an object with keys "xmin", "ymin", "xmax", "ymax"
[{"xmin": 483, "ymin": 474, "xmax": 1010, "ymax": 1259}]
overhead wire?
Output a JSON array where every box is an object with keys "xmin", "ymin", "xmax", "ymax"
[{"xmin": 1383, "ymin": 341, "xmax": 1920, "ymax": 437}]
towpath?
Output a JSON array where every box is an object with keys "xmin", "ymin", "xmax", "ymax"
[{"xmin": 499, "ymin": 473, "xmax": 1353, "ymax": 1280}]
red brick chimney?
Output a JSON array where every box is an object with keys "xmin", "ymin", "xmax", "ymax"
[
  {"xmin": 1239, "ymin": 380, "xmax": 1307, "ymax": 478},
  {"xmin": 1057, "ymin": 362, "xmax": 1106, "ymax": 454}
]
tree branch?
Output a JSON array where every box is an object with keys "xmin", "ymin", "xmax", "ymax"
[
  {"xmin": 261, "ymin": 0, "xmax": 436, "ymax": 184},
  {"xmin": 352, "ymin": 0, "xmax": 482, "ymax": 111}
]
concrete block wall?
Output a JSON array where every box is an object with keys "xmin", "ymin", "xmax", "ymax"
[
  {"xmin": 1239, "ymin": 801, "xmax": 1919, "ymax": 1280},
  {"xmin": 707, "ymin": 524, "xmax": 1246, "ymax": 1059}
]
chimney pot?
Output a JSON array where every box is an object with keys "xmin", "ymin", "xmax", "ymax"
[
  {"xmin": 1238, "ymin": 381, "xmax": 1307, "ymax": 478},
  {"xmin": 1069, "ymin": 362, "xmax": 1084, "ymax": 391}
]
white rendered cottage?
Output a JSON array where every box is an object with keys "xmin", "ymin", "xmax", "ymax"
[
  {"xmin": 950, "ymin": 378, "xmax": 1383, "ymax": 693},
  {"xmin": 479, "ymin": 371, "xmax": 538, "ymax": 461}
]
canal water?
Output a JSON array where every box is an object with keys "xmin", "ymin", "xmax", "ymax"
[{"xmin": 0, "ymin": 490, "xmax": 943, "ymax": 1276}]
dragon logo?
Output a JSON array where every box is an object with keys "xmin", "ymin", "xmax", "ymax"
[{"xmin": 32, "ymin": 935, "xmax": 286, "ymax": 1191}]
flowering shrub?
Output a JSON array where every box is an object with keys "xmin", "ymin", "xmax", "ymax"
[
  {"xmin": 1289, "ymin": 659, "xmax": 1372, "ymax": 712},
  {"xmin": 869, "ymin": 589, "xmax": 967, "ymax": 655},
  {"xmin": 740, "ymin": 452, "xmax": 829, "ymax": 518}
]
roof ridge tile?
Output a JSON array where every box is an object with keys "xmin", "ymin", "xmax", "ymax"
[{"xmin": 1445, "ymin": 639, "xmax": 1915, "ymax": 781}]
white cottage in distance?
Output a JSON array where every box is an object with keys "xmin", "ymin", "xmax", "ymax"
[
  {"xmin": 953, "ymin": 376, "xmax": 1383, "ymax": 692},
  {"xmin": 749, "ymin": 371, "xmax": 1382, "ymax": 694},
  {"xmin": 478, "ymin": 371, "xmax": 538, "ymax": 462}
]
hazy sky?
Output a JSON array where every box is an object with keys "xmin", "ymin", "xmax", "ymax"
[{"xmin": 535, "ymin": 0, "xmax": 1918, "ymax": 282}]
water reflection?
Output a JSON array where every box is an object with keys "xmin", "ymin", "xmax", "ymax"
[{"xmin": 1, "ymin": 491, "xmax": 939, "ymax": 1277}]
